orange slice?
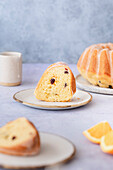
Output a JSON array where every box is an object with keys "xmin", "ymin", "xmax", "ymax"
[
  {"xmin": 101, "ymin": 130, "xmax": 113, "ymax": 154},
  {"xmin": 83, "ymin": 121, "xmax": 112, "ymax": 144}
]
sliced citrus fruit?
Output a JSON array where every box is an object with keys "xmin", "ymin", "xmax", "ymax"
[
  {"xmin": 83, "ymin": 121, "xmax": 112, "ymax": 144},
  {"xmin": 101, "ymin": 130, "xmax": 113, "ymax": 154}
]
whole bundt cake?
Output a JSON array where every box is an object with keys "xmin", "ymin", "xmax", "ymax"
[{"xmin": 77, "ymin": 43, "xmax": 113, "ymax": 88}]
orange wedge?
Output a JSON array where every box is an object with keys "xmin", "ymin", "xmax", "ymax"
[
  {"xmin": 101, "ymin": 130, "xmax": 113, "ymax": 154},
  {"xmin": 83, "ymin": 121, "xmax": 112, "ymax": 144}
]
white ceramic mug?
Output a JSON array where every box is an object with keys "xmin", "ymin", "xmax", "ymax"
[{"xmin": 0, "ymin": 52, "xmax": 22, "ymax": 86}]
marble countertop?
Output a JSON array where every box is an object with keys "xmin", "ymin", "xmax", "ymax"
[{"xmin": 0, "ymin": 63, "xmax": 113, "ymax": 170}]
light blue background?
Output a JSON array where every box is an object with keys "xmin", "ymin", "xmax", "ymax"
[{"xmin": 0, "ymin": 0, "xmax": 113, "ymax": 63}]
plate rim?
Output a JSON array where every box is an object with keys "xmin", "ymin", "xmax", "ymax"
[
  {"xmin": 76, "ymin": 74, "xmax": 113, "ymax": 94},
  {"xmin": 13, "ymin": 88, "xmax": 92, "ymax": 109},
  {"xmin": 0, "ymin": 131, "xmax": 76, "ymax": 169}
]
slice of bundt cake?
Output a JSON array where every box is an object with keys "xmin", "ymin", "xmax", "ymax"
[
  {"xmin": 77, "ymin": 43, "xmax": 113, "ymax": 88},
  {"xmin": 0, "ymin": 117, "xmax": 40, "ymax": 156},
  {"xmin": 34, "ymin": 62, "xmax": 76, "ymax": 102}
]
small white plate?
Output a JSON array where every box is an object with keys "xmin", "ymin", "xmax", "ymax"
[
  {"xmin": 0, "ymin": 132, "xmax": 76, "ymax": 169},
  {"xmin": 13, "ymin": 89, "xmax": 92, "ymax": 110},
  {"xmin": 76, "ymin": 74, "xmax": 113, "ymax": 95}
]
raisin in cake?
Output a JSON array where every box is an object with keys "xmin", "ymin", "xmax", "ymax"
[
  {"xmin": 34, "ymin": 62, "xmax": 76, "ymax": 102},
  {"xmin": 0, "ymin": 117, "xmax": 40, "ymax": 156}
]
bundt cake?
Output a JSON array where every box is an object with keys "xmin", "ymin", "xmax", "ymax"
[
  {"xmin": 77, "ymin": 43, "xmax": 113, "ymax": 88},
  {"xmin": 34, "ymin": 62, "xmax": 76, "ymax": 102},
  {"xmin": 0, "ymin": 117, "xmax": 40, "ymax": 156}
]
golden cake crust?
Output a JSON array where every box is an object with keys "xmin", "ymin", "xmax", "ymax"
[
  {"xmin": 77, "ymin": 43, "xmax": 113, "ymax": 88},
  {"xmin": 0, "ymin": 118, "xmax": 40, "ymax": 156},
  {"xmin": 34, "ymin": 62, "xmax": 76, "ymax": 102}
]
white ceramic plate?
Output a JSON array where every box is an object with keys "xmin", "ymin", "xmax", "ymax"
[
  {"xmin": 0, "ymin": 132, "xmax": 76, "ymax": 169},
  {"xmin": 13, "ymin": 89, "xmax": 92, "ymax": 110},
  {"xmin": 76, "ymin": 74, "xmax": 113, "ymax": 94}
]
